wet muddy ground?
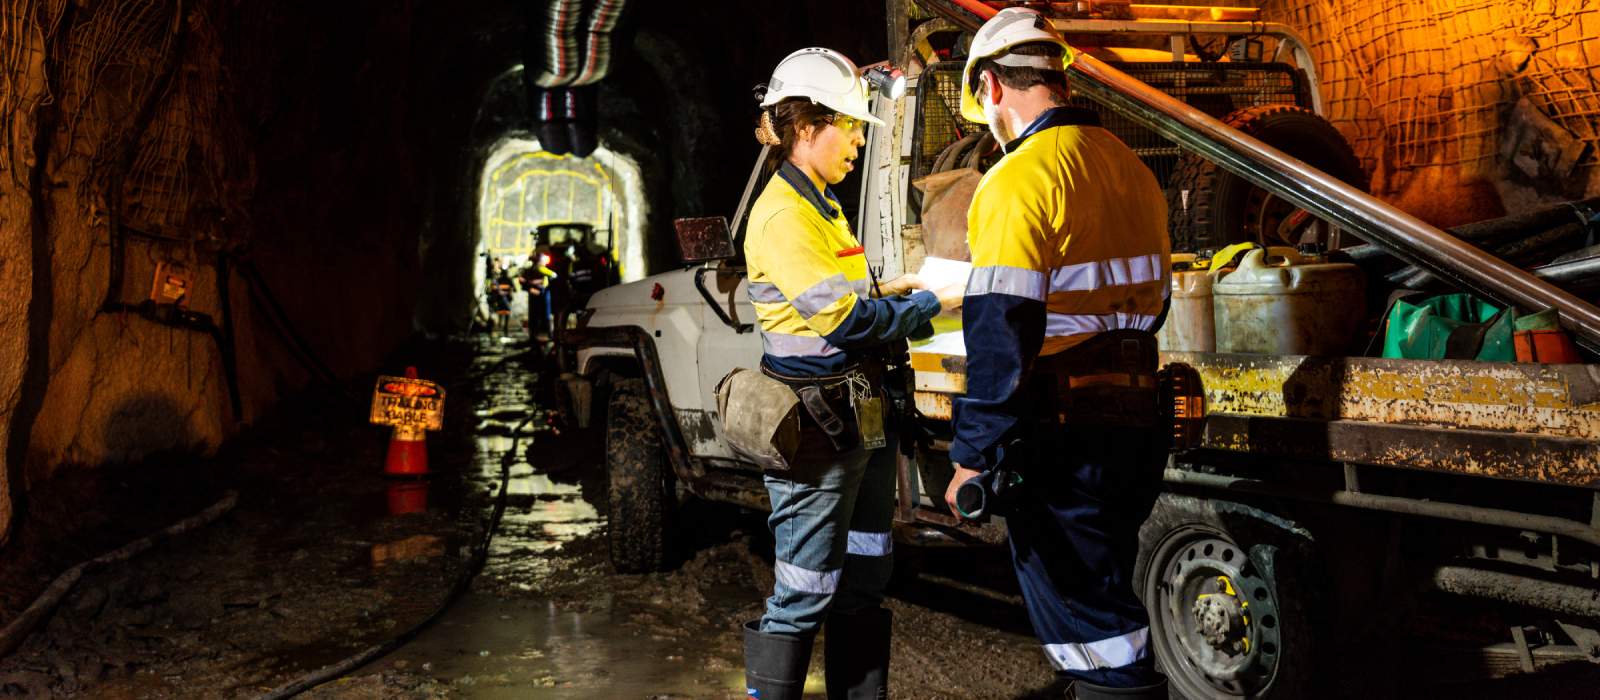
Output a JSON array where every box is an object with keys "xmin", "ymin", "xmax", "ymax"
[
  {"xmin": 0, "ymin": 335, "xmax": 1598, "ymax": 699},
  {"xmin": 0, "ymin": 337, "xmax": 1052, "ymax": 699}
]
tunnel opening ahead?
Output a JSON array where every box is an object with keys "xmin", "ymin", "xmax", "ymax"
[{"xmin": 474, "ymin": 137, "xmax": 646, "ymax": 337}]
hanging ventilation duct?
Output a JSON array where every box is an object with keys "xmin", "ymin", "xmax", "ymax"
[
  {"xmin": 571, "ymin": 0, "xmax": 625, "ymax": 87},
  {"xmin": 530, "ymin": 0, "xmax": 584, "ymax": 88},
  {"xmin": 527, "ymin": 0, "xmax": 626, "ymax": 158}
]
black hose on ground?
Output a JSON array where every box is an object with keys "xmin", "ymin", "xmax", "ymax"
[
  {"xmin": 255, "ymin": 414, "xmax": 532, "ymax": 699},
  {"xmin": 235, "ymin": 260, "xmax": 353, "ymax": 399},
  {"xmin": 0, "ymin": 491, "xmax": 239, "ymax": 658}
]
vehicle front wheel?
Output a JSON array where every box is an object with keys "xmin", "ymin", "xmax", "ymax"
[{"xmin": 605, "ymin": 378, "xmax": 673, "ymax": 573}]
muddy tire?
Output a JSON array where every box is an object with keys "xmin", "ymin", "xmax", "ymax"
[
  {"xmin": 1166, "ymin": 105, "xmax": 1366, "ymax": 253},
  {"xmin": 605, "ymin": 378, "xmax": 672, "ymax": 573},
  {"xmin": 1135, "ymin": 494, "xmax": 1323, "ymax": 699}
]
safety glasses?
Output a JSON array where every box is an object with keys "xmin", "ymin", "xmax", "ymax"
[{"xmin": 829, "ymin": 113, "xmax": 866, "ymax": 135}]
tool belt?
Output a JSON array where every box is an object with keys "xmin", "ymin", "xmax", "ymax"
[
  {"xmin": 760, "ymin": 361, "xmax": 882, "ymax": 453},
  {"xmin": 715, "ymin": 367, "xmax": 803, "ymax": 472},
  {"xmin": 1034, "ymin": 329, "xmax": 1160, "ymax": 428}
]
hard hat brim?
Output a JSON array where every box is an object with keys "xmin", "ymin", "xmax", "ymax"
[
  {"xmin": 759, "ymin": 94, "xmax": 886, "ymax": 127},
  {"xmin": 959, "ymin": 9, "xmax": 1075, "ymax": 125},
  {"xmin": 821, "ymin": 96, "xmax": 886, "ymax": 127}
]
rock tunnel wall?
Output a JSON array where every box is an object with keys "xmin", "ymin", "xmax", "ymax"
[
  {"xmin": 0, "ymin": 0, "xmax": 890, "ymax": 545},
  {"xmin": 0, "ymin": 0, "xmax": 434, "ymax": 545}
]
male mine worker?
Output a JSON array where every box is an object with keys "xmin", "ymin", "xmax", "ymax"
[{"xmin": 942, "ymin": 8, "xmax": 1172, "ymax": 699}]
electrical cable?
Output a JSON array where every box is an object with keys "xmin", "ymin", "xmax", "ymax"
[
  {"xmin": 235, "ymin": 260, "xmax": 354, "ymax": 399},
  {"xmin": 255, "ymin": 414, "xmax": 532, "ymax": 699},
  {"xmin": 0, "ymin": 491, "xmax": 239, "ymax": 659}
]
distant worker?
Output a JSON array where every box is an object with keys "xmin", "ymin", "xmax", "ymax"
[
  {"xmin": 544, "ymin": 242, "xmax": 574, "ymax": 339},
  {"xmin": 519, "ymin": 249, "xmax": 557, "ymax": 341},
  {"xmin": 739, "ymin": 47, "xmax": 964, "ymax": 700},
  {"xmin": 491, "ymin": 259, "xmax": 517, "ymax": 337},
  {"xmin": 942, "ymin": 9, "xmax": 1173, "ymax": 699}
]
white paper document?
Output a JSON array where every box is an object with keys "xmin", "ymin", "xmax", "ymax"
[{"xmin": 917, "ymin": 256, "xmax": 972, "ymax": 290}]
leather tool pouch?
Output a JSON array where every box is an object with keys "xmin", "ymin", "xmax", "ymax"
[
  {"xmin": 715, "ymin": 367, "xmax": 802, "ymax": 471},
  {"xmin": 761, "ymin": 364, "xmax": 863, "ymax": 453}
]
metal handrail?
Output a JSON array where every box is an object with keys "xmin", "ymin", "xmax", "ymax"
[{"xmin": 1068, "ymin": 53, "xmax": 1600, "ymax": 352}]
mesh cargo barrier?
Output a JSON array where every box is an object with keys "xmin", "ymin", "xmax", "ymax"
[
  {"xmin": 1259, "ymin": 0, "xmax": 1600, "ymax": 198},
  {"xmin": 910, "ymin": 60, "xmax": 1310, "ymax": 197}
]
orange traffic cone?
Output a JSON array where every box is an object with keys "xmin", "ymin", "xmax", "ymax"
[
  {"xmin": 384, "ymin": 366, "xmax": 430, "ymax": 476},
  {"xmin": 385, "ymin": 424, "xmax": 429, "ymax": 476}
]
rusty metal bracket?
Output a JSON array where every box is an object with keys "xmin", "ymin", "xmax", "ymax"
[{"xmin": 1511, "ymin": 626, "xmax": 1538, "ymax": 674}]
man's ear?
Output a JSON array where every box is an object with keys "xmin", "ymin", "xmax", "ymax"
[{"xmin": 984, "ymin": 70, "xmax": 1004, "ymax": 107}]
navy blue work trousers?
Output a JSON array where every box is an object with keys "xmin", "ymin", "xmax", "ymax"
[{"xmin": 1006, "ymin": 422, "xmax": 1166, "ymax": 687}]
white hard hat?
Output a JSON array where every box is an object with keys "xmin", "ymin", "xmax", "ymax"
[
  {"xmin": 960, "ymin": 7, "xmax": 1075, "ymax": 124},
  {"xmin": 761, "ymin": 48, "xmax": 884, "ymax": 127}
]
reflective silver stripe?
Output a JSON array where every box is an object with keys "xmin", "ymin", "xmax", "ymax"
[
  {"xmin": 845, "ymin": 530, "xmax": 893, "ymax": 557},
  {"xmin": 851, "ymin": 277, "xmax": 872, "ymax": 298},
  {"xmin": 791, "ymin": 274, "xmax": 856, "ymax": 318},
  {"xmin": 774, "ymin": 559, "xmax": 841, "ymax": 594},
  {"xmin": 747, "ymin": 281, "xmax": 787, "ymax": 303},
  {"xmin": 761, "ymin": 330, "xmax": 843, "ymax": 358},
  {"xmin": 1049, "ymin": 253, "xmax": 1166, "ymax": 293},
  {"xmin": 1042, "ymin": 627, "xmax": 1150, "ymax": 671},
  {"xmin": 1045, "ymin": 311, "xmax": 1159, "ymax": 336},
  {"xmin": 967, "ymin": 265, "xmax": 1048, "ymax": 301}
]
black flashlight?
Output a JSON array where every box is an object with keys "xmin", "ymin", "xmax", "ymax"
[{"xmin": 954, "ymin": 467, "xmax": 1022, "ymax": 520}]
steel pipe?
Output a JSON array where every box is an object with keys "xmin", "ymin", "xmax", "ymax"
[
  {"xmin": 1537, "ymin": 256, "xmax": 1600, "ymax": 287},
  {"xmin": 1067, "ymin": 54, "xmax": 1600, "ymax": 352},
  {"xmin": 1430, "ymin": 566, "xmax": 1600, "ymax": 621},
  {"xmin": 1163, "ymin": 468, "xmax": 1600, "ymax": 548}
]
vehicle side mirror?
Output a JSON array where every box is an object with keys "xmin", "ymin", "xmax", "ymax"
[{"xmin": 673, "ymin": 217, "xmax": 737, "ymax": 263}]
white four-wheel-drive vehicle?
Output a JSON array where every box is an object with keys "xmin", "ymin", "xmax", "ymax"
[{"xmin": 561, "ymin": 2, "xmax": 1600, "ymax": 697}]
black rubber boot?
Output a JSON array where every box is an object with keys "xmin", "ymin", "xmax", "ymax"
[
  {"xmin": 824, "ymin": 607, "xmax": 891, "ymax": 699},
  {"xmin": 1067, "ymin": 676, "xmax": 1169, "ymax": 700},
  {"xmin": 744, "ymin": 620, "xmax": 814, "ymax": 700}
]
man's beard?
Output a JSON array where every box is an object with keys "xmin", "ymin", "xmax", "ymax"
[{"xmin": 983, "ymin": 99, "xmax": 1013, "ymax": 144}]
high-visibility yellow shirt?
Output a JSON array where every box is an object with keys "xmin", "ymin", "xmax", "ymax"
[
  {"xmin": 745, "ymin": 162, "xmax": 940, "ymax": 376},
  {"xmin": 952, "ymin": 107, "xmax": 1170, "ymax": 470}
]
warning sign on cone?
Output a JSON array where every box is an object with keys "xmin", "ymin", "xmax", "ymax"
[{"xmin": 370, "ymin": 366, "xmax": 445, "ymax": 477}]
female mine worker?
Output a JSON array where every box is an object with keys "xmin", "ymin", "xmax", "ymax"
[{"xmin": 740, "ymin": 47, "xmax": 964, "ymax": 700}]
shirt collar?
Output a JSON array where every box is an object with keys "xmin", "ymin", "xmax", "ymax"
[
  {"xmin": 1003, "ymin": 106, "xmax": 1102, "ymax": 153},
  {"xmin": 777, "ymin": 161, "xmax": 842, "ymax": 219}
]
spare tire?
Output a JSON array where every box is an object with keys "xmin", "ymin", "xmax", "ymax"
[{"xmin": 1167, "ymin": 105, "xmax": 1367, "ymax": 253}]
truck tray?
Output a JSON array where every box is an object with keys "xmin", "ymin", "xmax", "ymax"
[{"xmin": 910, "ymin": 334, "xmax": 1600, "ymax": 488}]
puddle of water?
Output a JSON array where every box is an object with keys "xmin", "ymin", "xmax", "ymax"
[
  {"xmin": 383, "ymin": 344, "xmax": 754, "ymax": 698},
  {"xmin": 387, "ymin": 594, "xmax": 749, "ymax": 699}
]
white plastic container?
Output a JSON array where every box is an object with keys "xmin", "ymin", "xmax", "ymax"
[
  {"xmin": 1213, "ymin": 248, "xmax": 1365, "ymax": 356},
  {"xmin": 1156, "ymin": 254, "xmax": 1219, "ymax": 353}
]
